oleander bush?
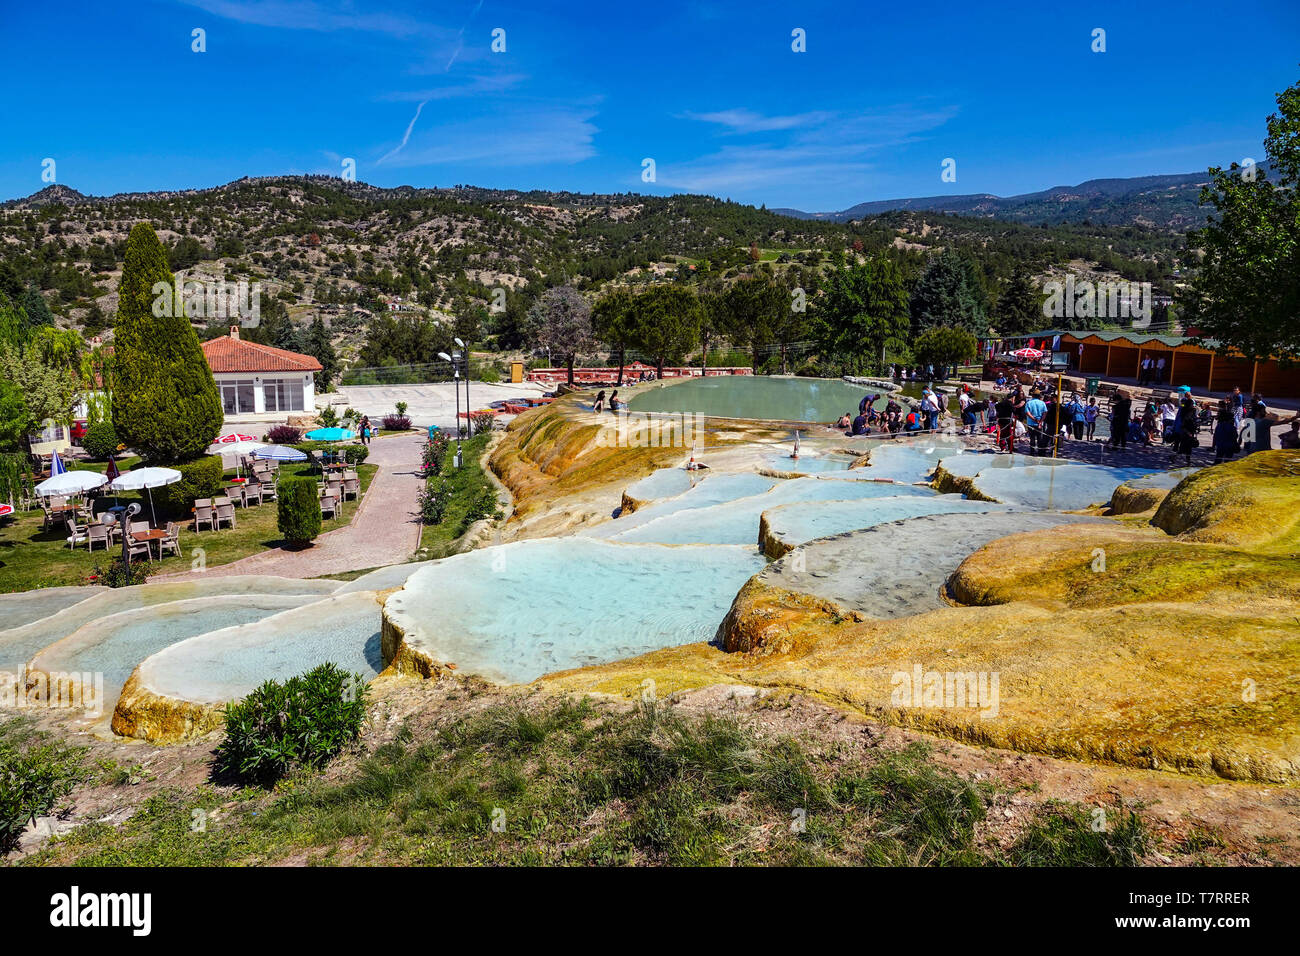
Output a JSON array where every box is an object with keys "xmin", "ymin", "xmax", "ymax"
[
  {"xmin": 468, "ymin": 410, "xmax": 496, "ymax": 435},
  {"xmin": 213, "ymin": 663, "xmax": 368, "ymax": 786},
  {"xmin": 0, "ymin": 725, "xmax": 87, "ymax": 853},
  {"xmin": 265, "ymin": 424, "xmax": 301, "ymax": 444},
  {"xmin": 277, "ymin": 475, "xmax": 322, "ymax": 547},
  {"xmin": 381, "ymin": 414, "xmax": 411, "ymax": 431}
]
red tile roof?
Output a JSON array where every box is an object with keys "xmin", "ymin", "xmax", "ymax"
[{"xmin": 201, "ymin": 334, "xmax": 322, "ymax": 374}]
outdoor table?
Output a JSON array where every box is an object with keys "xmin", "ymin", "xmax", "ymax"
[{"xmin": 131, "ymin": 529, "xmax": 168, "ymax": 560}]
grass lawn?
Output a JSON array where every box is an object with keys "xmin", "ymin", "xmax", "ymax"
[
  {"xmin": 13, "ymin": 697, "xmax": 1164, "ymax": 866},
  {"xmin": 0, "ymin": 460, "xmax": 377, "ymax": 592},
  {"xmin": 417, "ymin": 433, "xmax": 500, "ymax": 557}
]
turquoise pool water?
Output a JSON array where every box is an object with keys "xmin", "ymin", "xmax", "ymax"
[
  {"xmin": 971, "ymin": 462, "xmax": 1159, "ymax": 510},
  {"xmin": 624, "ymin": 467, "xmax": 703, "ymax": 502},
  {"xmin": 0, "ymin": 577, "xmax": 340, "ymax": 672},
  {"xmin": 587, "ymin": 472, "xmax": 778, "ymax": 536},
  {"xmin": 626, "ymin": 376, "xmax": 878, "ymax": 423},
  {"xmin": 602, "ymin": 477, "xmax": 934, "ymax": 546},
  {"xmin": 384, "ymin": 539, "xmax": 767, "ymax": 683},
  {"xmin": 0, "ymin": 587, "xmax": 102, "ymax": 629},
  {"xmin": 859, "ymin": 440, "xmax": 966, "ymax": 483},
  {"xmin": 32, "ymin": 594, "xmax": 314, "ymax": 713},
  {"xmin": 762, "ymin": 495, "xmax": 1012, "ymax": 552},
  {"xmin": 138, "ymin": 591, "xmax": 386, "ymax": 706}
]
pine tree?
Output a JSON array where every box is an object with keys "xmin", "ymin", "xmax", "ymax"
[
  {"xmin": 19, "ymin": 285, "xmax": 54, "ymax": 329},
  {"xmin": 112, "ymin": 223, "xmax": 223, "ymax": 464},
  {"xmin": 305, "ymin": 316, "xmax": 337, "ymax": 391},
  {"xmin": 998, "ymin": 268, "xmax": 1043, "ymax": 336},
  {"xmin": 910, "ymin": 249, "xmax": 989, "ymax": 337}
]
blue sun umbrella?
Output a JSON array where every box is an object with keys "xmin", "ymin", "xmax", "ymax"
[
  {"xmin": 304, "ymin": 428, "xmax": 355, "ymax": 442},
  {"xmin": 252, "ymin": 444, "xmax": 308, "ymax": 462}
]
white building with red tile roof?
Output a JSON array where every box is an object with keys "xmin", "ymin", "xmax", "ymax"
[{"xmin": 200, "ymin": 325, "xmax": 321, "ymax": 422}]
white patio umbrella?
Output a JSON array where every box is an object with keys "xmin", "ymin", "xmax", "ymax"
[
  {"xmin": 207, "ymin": 439, "xmax": 266, "ymax": 477},
  {"xmin": 35, "ymin": 470, "xmax": 108, "ymax": 498},
  {"xmin": 108, "ymin": 467, "xmax": 182, "ymax": 525}
]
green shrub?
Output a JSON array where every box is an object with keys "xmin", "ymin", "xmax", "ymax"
[
  {"xmin": 277, "ymin": 475, "xmax": 322, "ymax": 547},
  {"xmin": 80, "ymin": 422, "xmax": 120, "ymax": 461},
  {"xmin": 0, "ymin": 453, "xmax": 25, "ymax": 506},
  {"xmin": 317, "ymin": 406, "xmax": 339, "ymax": 428},
  {"xmin": 0, "ymin": 733, "xmax": 87, "ymax": 852},
  {"xmin": 417, "ymin": 477, "xmax": 449, "ymax": 525},
  {"xmin": 213, "ymin": 663, "xmax": 368, "ymax": 786},
  {"xmin": 468, "ymin": 410, "xmax": 496, "ymax": 435},
  {"xmin": 90, "ymin": 556, "xmax": 154, "ymax": 588},
  {"xmin": 343, "ymin": 445, "xmax": 369, "ymax": 465},
  {"xmin": 154, "ymin": 454, "xmax": 224, "ymax": 514}
]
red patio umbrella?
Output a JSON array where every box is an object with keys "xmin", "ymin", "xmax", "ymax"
[
  {"xmin": 1011, "ymin": 347, "xmax": 1044, "ymax": 361},
  {"xmin": 213, "ymin": 432, "xmax": 257, "ymax": 444}
]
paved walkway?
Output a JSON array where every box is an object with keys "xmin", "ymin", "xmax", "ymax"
[
  {"xmin": 328, "ymin": 381, "xmax": 548, "ymax": 429},
  {"xmin": 159, "ymin": 432, "xmax": 427, "ymax": 581}
]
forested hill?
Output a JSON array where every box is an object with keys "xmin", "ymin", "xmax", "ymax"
[
  {"xmin": 0, "ymin": 175, "xmax": 1190, "ymax": 349},
  {"xmin": 773, "ymin": 170, "xmax": 1224, "ymax": 230}
]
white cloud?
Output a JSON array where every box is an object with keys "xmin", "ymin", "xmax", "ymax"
[
  {"xmin": 376, "ymin": 110, "xmax": 599, "ymax": 168},
  {"xmin": 177, "ymin": 0, "xmax": 441, "ymax": 36},
  {"xmin": 682, "ymin": 108, "xmax": 833, "ymax": 133},
  {"xmin": 661, "ymin": 104, "xmax": 959, "ymax": 197}
]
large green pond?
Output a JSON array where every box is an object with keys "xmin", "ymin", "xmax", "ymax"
[{"xmin": 625, "ymin": 376, "xmax": 887, "ymax": 423}]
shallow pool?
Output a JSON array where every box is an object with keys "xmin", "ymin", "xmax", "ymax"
[
  {"xmin": 763, "ymin": 494, "xmax": 1012, "ymax": 552},
  {"xmin": 137, "ymin": 590, "xmax": 386, "ymax": 706},
  {"xmin": 971, "ymin": 462, "xmax": 1159, "ymax": 510},
  {"xmin": 586, "ymin": 472, "xmax": 778, "ymax": 536},
  {"xmin": 31, "ymin": 593, "xmax": 314, "ymax": 714},
  {"xmin": 384, "ymin": 539, "xmax": 767, "ymax": 683},
  {"xmin": 603, "ymin": 477, "xmax": 935, "ymax": 546},
  {"xmin": 0, "ymin": 576, "xmax": 341, "ymax": 672},
  {"xmin": 626, "ymin": 375, "xmax": 879, "ymax": 423}
]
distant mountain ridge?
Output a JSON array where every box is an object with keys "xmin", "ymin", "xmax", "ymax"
[{"xmin": 771, "ymin": 170, "xmax": 1231, "ymax": 231}]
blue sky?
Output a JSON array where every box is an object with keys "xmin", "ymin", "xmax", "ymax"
[{"xmin": 2, "ymin": 0, "xmax": 1298, "ymax": 209}]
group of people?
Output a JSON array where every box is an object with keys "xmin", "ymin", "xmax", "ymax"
[
  {"xmin": 985, "ymin": 381, "xmax": 1102, "ymax": 456},
  {"xmin": 833, "ymin": 371, "xmax": 1293, "ymax": 467},
  {"xmin": 837, "ymin": 393, "xmax": 906, "ymax": 436},
  {"xmin": 1138, "ymin": 355, "xmax": 1170, "ymax": 386},
  {"xmin": 592, "ymin": 389, "xmax": 627, "ymax": 413}
]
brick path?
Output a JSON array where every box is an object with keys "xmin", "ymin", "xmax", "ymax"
[{"xmin": 158, "ymin": 432, "xmax": 426, "ymax": 581}]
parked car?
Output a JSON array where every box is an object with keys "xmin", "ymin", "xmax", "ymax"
[{"xmin": 70, "ymin": 419, "xmax": 88, "ymax": 446}]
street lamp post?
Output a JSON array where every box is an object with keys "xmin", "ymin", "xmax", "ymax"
[
  {"xmin": 455, "ymin": 338, "xmax": 470, "ymax": 437},
  {"xmin": 112, "ymin": 502, "xmax": 142, "ymax": 577},
  {"xmin": 438, "ymin": 351, "xmax": 464, "ymax": 469}
]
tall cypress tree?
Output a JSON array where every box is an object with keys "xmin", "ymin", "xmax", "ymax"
[{"xmin": 112, "ymin": 223, "xmax": 223, "ymax": 463}]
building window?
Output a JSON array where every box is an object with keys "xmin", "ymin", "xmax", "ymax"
[
  {"xmin": 221, "ymin": 379, "xmax": 256, "ymax": 414},
  {"xmin": 263, "ymin": 377, "xmax": 304, "ymax": 413}
]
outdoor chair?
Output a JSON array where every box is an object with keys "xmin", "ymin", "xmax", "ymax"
[
  {"xmin": 159, "ymin": 522, "xmax": 181, "ymax": 558},
  {"xmin": 124, "ymin": 530, "xmax": 152, "ymax": 564},
  {"xmin": 85, "ymin": 519, "xmax": 113, "ymax": 553},
  {"xmin": 64, "ymin": 517, "xmax": 88, "ymax": 550},
  {"xmin": 342, "ymin": 477, "xmax": 360, "ymax": 501},
  {"xmin": 214, "ymin": 498, "xmax": 236, "ymax": 530},
  {"xmin": 261, "ymin": 481, "xmax": 277, "ymax": 502},
  {"xmin": 130, "ymin": 519, "xmax": 150, "ymax": 536},
  {"xmin": 319, "ymin": 494, "xmax": 339, "ymax": 520},
  {"xmin": 193, "ymin": 498, "xmax": 215, "ymax": 532},
  {"xmin": 243, "ymin": 482, "xmax": 263, "ymax": 506}
]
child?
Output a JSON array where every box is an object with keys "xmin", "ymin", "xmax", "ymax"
[{"xmin": 1084, "ymin": 397, "xmax": 1099, "ymax": 441}]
